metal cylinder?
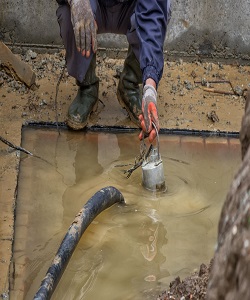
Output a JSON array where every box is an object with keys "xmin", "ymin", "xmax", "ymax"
[{"xmin": 142, "ymin": 148, "xmax": 166, "ymax": 192}]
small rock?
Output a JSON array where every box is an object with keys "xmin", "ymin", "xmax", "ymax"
[
  {"xmin": 190, "ymin": 70, "xmax": 197, "ymax": 78},
  {"xmin": 201, "ymin": 78, "xmax": 209, "ymax": 87},
  {"xmin": 0, "ymin": 292, "xmax": 9, "ymax": 299},
  {"xmin": 114, "ymin": 67, "xmax": 122, "ymax": 79},
  {"xmin": 234, "ymin": 85, "xmax": 244, "ymax": 96},
  {"xmin": 25, "ymin": 49, "xmax": 37, "ymax": 61},
  {"xmin": 184, "ymin": 80, "xmax": 193, "ymax": 90},
  {"xmin": 207, "ymin": 110, "xmax": 219, "ymax": 122},
  {"xmin": 199, "ymin": 263, "xmax": 208, "ymax": 276},
  {"xmin": 39, "ymin": 99, "xmax": 47, "ymax": 106}
]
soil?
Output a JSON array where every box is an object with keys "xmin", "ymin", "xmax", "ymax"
[{"xmin": 0, "ymin": 48, "xmax": 249, "ymax": 299}]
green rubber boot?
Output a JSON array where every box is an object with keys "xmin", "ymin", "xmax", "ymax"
[
  {"xmin": 67, "ymin": 55, "xmax": 99, "ymax": 130},
  {"xmin": 117, "ymin": 46, "xmax": 143, "ymax": 126}
]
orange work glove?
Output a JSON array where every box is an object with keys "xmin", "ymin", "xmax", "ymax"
[{"xmin": 139, "ymin": 85, "xmax": 159, "ymax": 143}]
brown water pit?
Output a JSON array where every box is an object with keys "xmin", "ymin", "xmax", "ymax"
[{"xmin": 10, "ymin": 127, "xmax": 241, "ymax": 300}]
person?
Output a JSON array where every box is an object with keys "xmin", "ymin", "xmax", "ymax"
[{"xmin": 56, "ymin": 0, "xmax": 171, "ymax": 142}]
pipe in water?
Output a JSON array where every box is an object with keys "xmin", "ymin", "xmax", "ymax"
[{"xmin": 33, "ymin": 186, "xmax": 125, "ymax": 300}]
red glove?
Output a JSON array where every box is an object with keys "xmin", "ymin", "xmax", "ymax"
[
  {"xmin": 68, "ymin": 0, "xmax": 97, "ymax": 57},
  {"xmin": 139, "ymin": 85, "xmax": 159, "ymax": 143}
]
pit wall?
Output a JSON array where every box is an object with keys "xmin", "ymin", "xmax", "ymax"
[{"xmin": 1, "ymin": 1, "xmax": 250, "ymax": 59}]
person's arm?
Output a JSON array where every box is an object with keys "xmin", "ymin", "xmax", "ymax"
[
  {"xmin": 136, "ymin": 0, "xmax": 171, "ymax": 142},
  {"xmin": 135, "ymin": 0, "xmax": 171, "ymax": 87},
  {"xmin": 57, "ymin": 0, "xmax": 97, "ymax": 57}
]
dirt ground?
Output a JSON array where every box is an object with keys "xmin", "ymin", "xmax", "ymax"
[{"xmin": 0, "ymin": 48, "xmax": 249, "ymax": 299}]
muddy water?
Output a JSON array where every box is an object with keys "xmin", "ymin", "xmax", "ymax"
[{"xmin": 11, "ymin": 128, "xmax": 240, "ymax": 300}]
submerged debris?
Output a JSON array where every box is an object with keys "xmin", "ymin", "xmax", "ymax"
[
  {"xmin": 124, "ymin": 143, "xmax": 153, "ymax": 178},
  {"xmin": 157, "ymin": 261, "xmax": 212, "ymax": 300}
]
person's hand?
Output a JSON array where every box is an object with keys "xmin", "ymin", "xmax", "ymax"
[
  {"xmin": 68, "ymin": 0, "xmax": 97, "ymax": 57},
  {"xmin": 139, "ymin": 84, "xmax": 159, "ymax": 143}
]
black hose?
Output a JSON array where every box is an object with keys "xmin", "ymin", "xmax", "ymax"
[{"xmin": 33, "ymin": 186, "xmax": 125, "ymax": 300}]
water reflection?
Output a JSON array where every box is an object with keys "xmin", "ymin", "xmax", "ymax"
[{"xmin": 11, "ymin": 128, "xmax": 241, "ymax": 300}]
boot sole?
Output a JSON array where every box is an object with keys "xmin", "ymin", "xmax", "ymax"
[
  {"xmin": 117, "ymin": 89, "xmax": 141, "ymax": 127},
  {"xmin": 66, "ymin": 102, "xmax": 98, "ymax": 130},
  {"xmin": 66, "ymin": 118, "xmax": 88, "ymax": 130}
]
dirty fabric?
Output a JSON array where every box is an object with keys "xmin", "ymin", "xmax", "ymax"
[{"xmin": 56, "ymin": 0, "xmax": 171, "ymax": 86}]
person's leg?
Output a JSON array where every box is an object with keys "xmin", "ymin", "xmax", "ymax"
[
  {"xmin": 56, "ymin": 0, "xmax": 130, "ymax": 84},
  {"xmin": 56, "ymin": 1, "xmax": 142, "ymax": 129},
  {"xmin": 96, "ymin": 0, "xmax": 136, "ymax": 34},
  {"xmin": 67, "ymin": 54, "xmax": 99, "ymax": 130},
  {"xmin": 117, "ymin": 45, "xmax": 142, "ymax": 126},
  {"xmin": 96, "ymin": 0, "xmax": 142, "ymax": 126},
  {"xmin": 56, "ymin": 4, "xmax": 95, "ymax": 83},
  {"xmin": 114, "ymin": 2, "xmax": 142, "ymax": 126},
  {"xmin": 57, "ymin": 2, "xmax": 100, "ymax": 130}
]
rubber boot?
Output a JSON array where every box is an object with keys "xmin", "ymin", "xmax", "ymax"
[
  {"xmin": 67, "ymin": 54, "xmax": 99, "ymax": 130},
  {"xmin": 117, "ymin": 46, "xmax": 143, "ymax": 126}
]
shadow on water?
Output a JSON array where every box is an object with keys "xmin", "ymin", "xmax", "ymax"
[{"xmin": 11, "ymin": 127, "xmax": 241, "ymax": 300}]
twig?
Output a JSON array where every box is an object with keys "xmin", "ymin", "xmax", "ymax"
[
  {"xmin": 124, "ymin": 144, "xmax": 153, "ymax": 178},
  {"xmin": 194, "ymin": 79, "xmax": 237, "ymax": 96},
  {"xmin": 0, "ymin": 136, "xmax": 33, "ymax": 155},
  {"xmin": 115, "ymin": 163, "xmax": 134, "ymax": 168},
  {"xmin": 0, "ymin": 136, "xmax": 68, "ymax": 180},
  {"xmin": 203, "ymin": 87, "xmax": 235, "ymax": 96},
  {"xmin": 194, "ymin": 80, "xmax": 232, "ymax": 85},
  {"xmin": 55, "ymin": 59, "xmax": 66, "ymax": 135}
]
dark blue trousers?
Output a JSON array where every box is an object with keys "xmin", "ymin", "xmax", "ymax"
[
  {"xmin": 56, "ymin": 0, "xmax": 171, "ymax": 85},
  {"xmin": 56, "ymin": 0, "xmax": 139, "ymax": 82}
]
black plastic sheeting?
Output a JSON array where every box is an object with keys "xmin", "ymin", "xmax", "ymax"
[{"xmin": 23, "ymin": 121, "xmax": 240, "ymax": 138}]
